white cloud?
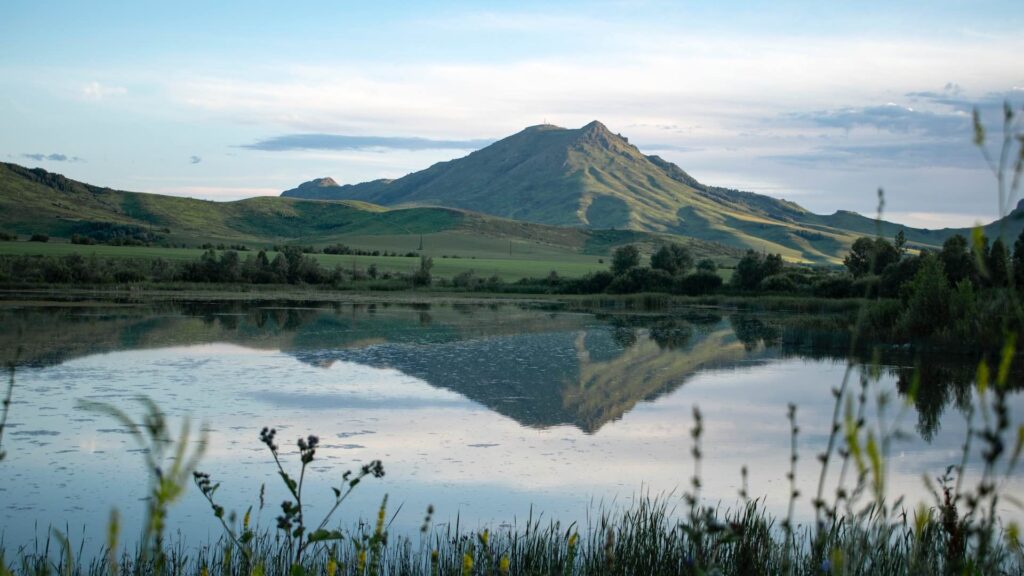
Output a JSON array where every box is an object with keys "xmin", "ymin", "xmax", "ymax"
[
  {"xmin": 886, "ymin": 211, "xmax": 994, "ymax": 229},
  {"xmin": 166, "ymin": 32, "xmax": 1024, "ymax": 146},
  {"xmin": 81, "ymin": 81, "xmax": 126, "ymax": 100}
]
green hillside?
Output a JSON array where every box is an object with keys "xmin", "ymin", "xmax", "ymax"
[
  {"xmin": 0, "ymin": 161, "xmax": 741, "ymax": 272},
  {"xmin": 283, "ymin": 121, "xmax": 985, "ymax": 262}
]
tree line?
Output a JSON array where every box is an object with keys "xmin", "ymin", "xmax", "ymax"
[{"xmin": 0, "ymin": 247, "xmax": 434, "ymax": 288}]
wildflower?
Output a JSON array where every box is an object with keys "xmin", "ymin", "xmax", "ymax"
[{"xmin": 499, "ymin": 555, "xmax": 510, "ymax": 575}]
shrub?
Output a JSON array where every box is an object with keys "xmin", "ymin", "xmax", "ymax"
[
  {"xmin": 812, "ymin": 275, "xmax": 854, "ymax": 298},
  {"xmin": 452, "ymin": 270, "xmax": 481, "ymax": 289},
  {"xmin": 878, "ymin": 256, "xmax": 922, "ymax": 297},
  {"xmin": 29, "ymin": 233, "xmax": 49, "ymax": 242},
  {"xmin": 575, "ymin": 271, "xmax": 614, "ymax": 293},
  {"xmin": 696, "ymin": 258, "xmax": 717, "ymax": 274},
  {"xmin": 676, "ymin": 271, "xmax": 723, "ymax": 295},
  {"xmin": 851, "ymin": 274, "xmax": 880, "ymax": 298},
  {"xmin": 607, "ymin": 266, "xmax": 672, "ymax": 294},
  {"xmin": 758, "ymin": 273, "xmax": 798, "ymax": 292}
]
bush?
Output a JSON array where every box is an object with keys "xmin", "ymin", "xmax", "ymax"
[
  {"xmin": 676, "ymin": 271, "xmax": 723, "ymax": 295},
  {"xmin": 812, "ymin": 275, "xmax": 854, "ymax": 298},
  {"xmin": 879, "ymin": 256, "xmax": 922, "ymax": 298},
  {"xmin": 452, "ymin": 270, "xmax": 482, "ymax": 289},
  {"xmin": 573, "ymin": 271, "xmax": 614, "ymax": 293},
  {"xmin": 0, "ymin": 231, "xmax": 17, "ymax": 241},
  {"xmin": 850, "ymin": 275, "xmax": 880, "ymax": 299},
  {"xmin": 607, "ymin": 267, "xmax": 673, "ymax": 294},
  {"xmin": 696, "ymin": 259, "xmax": 717, "ymax": 274},
  {"xmin": 758, "ymin": 273, "xmax": 798, "ymax": 292},
  {"xmin": 29, "ymin": 233, "xmax": 49, "ymax": 242}
]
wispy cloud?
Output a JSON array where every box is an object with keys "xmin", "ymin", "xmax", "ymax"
[
  {"xmin": 81, "ymin": 81, "xmax": 126, "ymax": 100},
  {"xmin": 768, "ymin": 141, "xmax": 988, "ymax": 170},
  {"xmin": 887, "ymin": 211, "xmax": 993, "ymax": 229},
  {"xmin": 791, "ymin": 104, "xmax": 969, "ymax": 138},
  {"xmin": 241, "ymin": 133, "xmax": 493, "ymax": 152},
  {"xmin": 189, "ymin": 155, "xmax": 202, "ymax": 164},
  {"xmin": 22, "ymin": 153, "xmax": 84, "ymax": 163}
]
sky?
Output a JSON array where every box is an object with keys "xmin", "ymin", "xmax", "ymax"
[{"xmin": 2, "ymin": 0, "xmax": 1022, "ymax": 228}]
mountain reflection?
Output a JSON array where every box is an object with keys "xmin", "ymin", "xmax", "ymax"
[{"xmin": 0, "ymin": 299, "xmax": 997, "ymax": 436}]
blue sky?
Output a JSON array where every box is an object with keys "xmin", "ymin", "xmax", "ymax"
[{"xmin": 2, "ymin": 0, "xmax": 1022, "ymax": 227}]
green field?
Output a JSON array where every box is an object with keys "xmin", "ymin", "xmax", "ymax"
[{"xmin": 0, "ymin": 240, "xmax": 612, "ymax": 281}]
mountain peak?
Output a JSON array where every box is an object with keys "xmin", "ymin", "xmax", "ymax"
[
  {"xmin": 307, "ymin": 177, "xmax": 339, "ymax": 187},
  {"xmin": 575, "ymin": 120, "xmax": 620, "ymax": 149},
  {"xmin": 281, "ymin": 177, "xmax": 340, "ymax": 197}
]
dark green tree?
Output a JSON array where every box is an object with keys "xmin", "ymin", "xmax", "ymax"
[
  {"xmin": 650, "ymin": 244, "xmax": 693, "ymax": 276},
  {"xmin": 611, "ymin": 245, "xmax": 641, "ymax": 275},
  {"xmin": 696, "ymin": 259, "xmax": 717, "ymax": 274},
  {"xmin": 939, "ymin": 235, "xmax": 973, "ymax": 285},
  {"xmin": 988, "ymin": 237, "xmax": 1010, "ymax": 287},
  {"xmin": 899, "ymin": 254, "xmax": 951, "ymax": 338},
  {"xmin": 1013, "ymin": 228, "xmax": 1024, "ymax": 289},
  {"xmin": 762, "ymin": 253, "xmax": 784, "ymax": 277},
  {"xmin": 412, "ymin": 255, "xmax": 433, "ymax": 286},
  {"xmin": 843, "ymin": 237, "xmax": 899, "ymax": 277},
  {"xmin": 894, "ymin": 229, "xmax": 907, "ymax": 255},
  {"xmin": 732, "ymin": 250, "xmax": 765, "ymax": 289}
]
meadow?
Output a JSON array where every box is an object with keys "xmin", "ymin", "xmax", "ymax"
[{"xmin": 0, "ymin": 239, "xmax": 611, "ymax": 282}]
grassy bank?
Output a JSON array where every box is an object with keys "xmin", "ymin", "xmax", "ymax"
[
  {"xmin": 7, "ymin": 496, "xmax": 1022, "ymax": 576},
  {"xmin": 2, "ymin": 388, "xmax": 1021, "ymax": 576}
]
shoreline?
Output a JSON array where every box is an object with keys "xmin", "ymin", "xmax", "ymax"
[{"xmin": 0, "ymin": 285, "xmax": 870, "ymax": 312}]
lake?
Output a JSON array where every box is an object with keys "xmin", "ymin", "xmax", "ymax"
[{"xmin": 0, "ymin": 297, "xmax": 1020, "ymax": 553}]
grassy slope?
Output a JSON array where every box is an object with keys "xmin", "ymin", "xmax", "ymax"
[
  {"xmin": 0, "ymin": 162, "xmax": 741, "ymax": 275},
  {"xmin": 284, "ymin": 122, "xmax": 963, "ymax": 263}
]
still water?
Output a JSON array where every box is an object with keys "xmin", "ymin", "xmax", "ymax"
[{"xmin": 0, "ymin": 299, "xmax": 1019, "ymax": 552}]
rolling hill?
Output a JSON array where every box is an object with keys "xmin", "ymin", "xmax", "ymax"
[
  {"xmin": 283, "ymin": 121, "xmax": 1000, "ymax": 262},
  {"xmin": 0, "ymin": 161, "xmax": 739, "ymax": 265}
]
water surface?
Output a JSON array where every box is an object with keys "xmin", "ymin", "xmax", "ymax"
[{"xmin": 0, "ymin": 299, "xmax": 1018, "ymax": 552}]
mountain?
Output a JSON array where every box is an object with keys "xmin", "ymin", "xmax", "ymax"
[
  {"xmin": 281, "ymin": 177, "xmax": 341, "ymax": 197},
  {"xmin": 0, "ymin": 161, "xmax": 737, "ymax": 262},
  {"xmin": 282, "ymin": 121, "xmax": 983, "ymax": 262}
]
